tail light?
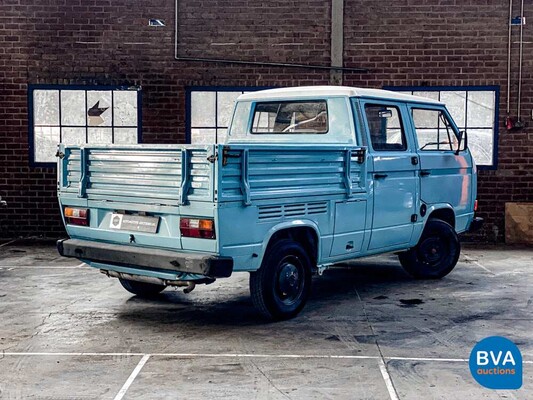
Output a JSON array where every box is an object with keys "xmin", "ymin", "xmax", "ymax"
[
  {"xmin": 64, "ymin": 207, "xmax": 89, "ymax": 226},
  {"xmin": 180, "ymin": 218, "xmax": 215, "ymax": 239},
  {"xmin": 474, "ymin": 199, "xmax": 478, "ymax": 212}
]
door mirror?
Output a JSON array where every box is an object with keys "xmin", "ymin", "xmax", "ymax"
[{"xmin": 455, "ymin": 130, "xmax": 467, "ymax": 155}]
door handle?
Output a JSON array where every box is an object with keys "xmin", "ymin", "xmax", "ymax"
[
  {"xmin": 420, "ymin": 170, "xmax": 431, "ymax": 177},
  {"xmin": 374, "ymin": 173, "xmax": 388, "ymax": 179}
]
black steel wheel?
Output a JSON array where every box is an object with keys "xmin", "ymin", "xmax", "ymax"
[
  {"xmin": 398, "ymin": 219, "xmax": 460, "ymax": 279},
  {"xmin": 119, "ymin": 278, "xmax": 166, "ymax": 297},
  {"xmin": 250, "ymin": 239, "xmax": 312, "ymax": 321}
]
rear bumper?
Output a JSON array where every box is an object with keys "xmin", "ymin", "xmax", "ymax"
[
  {"xmin": 468, "ymin": 216, "xmax": 484, "ymax": 232},
  {"xmin": 57, "ymin": 239, "xmax": 233, "ymax": 278}
]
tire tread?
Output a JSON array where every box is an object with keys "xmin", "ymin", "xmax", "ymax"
[
  {"xmin": 399, "ymin": 218, "xmax": 460, "ymax": 279},
  {"xmin": 249, "ymin": 239, "xmax": 312, "ymax": 321}
]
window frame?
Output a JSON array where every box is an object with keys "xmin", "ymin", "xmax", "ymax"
[
  {"xmin": 185, "ymin": 86, "xmax": 273, "ymax": 144},
  {"xmin": 383, "ymin": 85, "xmax": 500, "ymax": 169},
  {"xmin": 362, "ymin": 102, "xmax": 409, "ymax": 152},
  {"xmin": 28, "ymin": 84, "xmax": 142, "ymax": 168}
]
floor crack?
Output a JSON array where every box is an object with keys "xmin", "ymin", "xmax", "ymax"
[
  {"xmin": 355, "ymin": 288, "xmax": 400, "ymax": 400},
  {"xmin": 248, "ymin": 357, "xmax": 291, "ymax": 399}
]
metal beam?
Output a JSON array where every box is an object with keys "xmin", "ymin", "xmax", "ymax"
[{"xmin": 330, "ymin": 0, "xmax": 345, "ymax": 84}]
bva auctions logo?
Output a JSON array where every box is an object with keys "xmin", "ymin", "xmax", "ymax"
[{"xmin": 469, "ymin": 336, "xmax": 522, "ymax": 389}]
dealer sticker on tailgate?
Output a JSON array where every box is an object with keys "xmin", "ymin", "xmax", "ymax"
[{"xmin": 109, "ymin": 213, "xmax": 160, "ymax": 233}]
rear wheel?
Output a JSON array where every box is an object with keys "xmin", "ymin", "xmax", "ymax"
[
  {"xmin": 250, "ymin": 239, "xmax": 312, "ymax": 321},
  {"xmin": 398, "ymin": 219, "xmax": 460, "ymax": 279},
  {"xmin": 119, "ymin": 278, "xmax": 166, "ymax": 297}
]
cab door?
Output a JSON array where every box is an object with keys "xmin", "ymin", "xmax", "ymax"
[
  {"xmin": 360, "ymin": 100, "xmax": 420, "ymax": 251},
  {"xmin": 407, "ymin": 105, "xmax": 474, "ymax": 230}
]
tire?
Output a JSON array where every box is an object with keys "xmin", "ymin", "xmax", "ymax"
[
  {"xmin": 250, "ymin": 239, "xmax": 312, "ymax": 321},
  {"xmin": 398, "ymin": 219, "xmax": 460, "ymax": 279},
  {"xmin": 119, "ymin": 278, "xmax": 166, "ymax": 297}
]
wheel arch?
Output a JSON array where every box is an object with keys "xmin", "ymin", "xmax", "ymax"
[
  {"xmin": 258, "ymin": 221, "xmax": 320, "ymax": 271},
  {"xmin": 426, "ymin": 204, "xmax": 456, "ymax": 228}
]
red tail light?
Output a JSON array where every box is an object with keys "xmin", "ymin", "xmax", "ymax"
[
  {"xmin": 180, "ymin": 218, "xmax": 215, "ymax": 239},
  {"xmin": 64, "ymin": 207, "xmax": 89, "ymax": 226},
  {"xmin": 474, "ymin": 199, "xmax": 478, "ymax": 212}
]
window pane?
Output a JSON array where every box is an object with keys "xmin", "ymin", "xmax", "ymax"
[
  {"xmin": 191, "ymin": 128, "xmax": 216, "ymax": 144},
  {"xmin": 412, "ymin": 108, "xmax": 439, "ymax": 128},
  {"xmin": 467, "ymin": 91, "xmax": 494, "ymax": 128},
  {"xmin": 365, "ymin": 105, "xmax": 406, "ymax": 151},
  {"xmin": 34, "ymin": 126, "xmax": 60, "ymax": 162},
  {"xmin": 62, "ymin": 127, "xmax": 86, "ymax": 145},
  {"xmin": 251, "ymin": 101, "xmax": 328, "ymax": 134},
  {"xmin": 114, "ymin": 91, "xmax": 138, "ymax": 126},
  {"xmin": 114, "ymin": 128, "xmax": 138, "ymax": 144},
  {"xmin": 87, "ymin": 91, "xmax": 112, "ymax": 127},
  {"xmin": 191, "ymin": 92, "xmax": 215, "ymax": 127},
  {"xmin": 88, "ymin": 128, "xmax": 112, "ymax": 144},
  {"xmin": 217, "ymin": 91, "xmax": 242, "ymax": 126},
  {"xmin": 412, "ymin": 109, "xmax": 456, "ymax": 151},
  {"xmin": 61, "ymin": 91, "xmax": 86, "ymax": 126},
  {"xmin": 34, "ymin": 90, "xmax": 59, "ymax": 125},
  {"xmin": 216, "ymin": 128, "xmax": 228, "ymax": 144},
  {"xmin": 468, "ymin": 128, "xmax": 494, "ymax": 166},
  {"xmin": 440, "ymin": 91, "xmax": 466, "ymax": 127},
  {"xmin": 228, "ymin": 101, "xmax": 252, "ymax": 138}
]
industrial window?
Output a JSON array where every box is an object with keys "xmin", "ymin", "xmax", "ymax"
[
  {"xmin": 364, "ymin": 104, "xmax": 407, "ymax": 151},
  {"xmin": 29, "ymin": 85, "xmax": 141, "ymax": 166},
  {"xmin": 187, "ymin": 87, "xmax": 266, "ymax": 144},
  {"xmin": 251, "ymin": 101, "xmax": 328, "ymax": 134},
  {"xmin": 384, "ymin": 86, "xmax": 498, "ymax": 167}
]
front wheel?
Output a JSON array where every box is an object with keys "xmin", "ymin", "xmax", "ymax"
[
  {"xmin": 119, "ymin": 278, "xmax": 166, "ymax": 297},
  {"xmin": 250, "ymin": 239, "xmax": 312, "ymax": 321},
  {"xmin": 398, "ymin": 219, "xmax": 460, "ymax": 279}
]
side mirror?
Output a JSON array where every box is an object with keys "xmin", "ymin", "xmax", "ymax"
[{"xmin": 455, "ymin": 130, "xmax": 467, "ymax": 155}]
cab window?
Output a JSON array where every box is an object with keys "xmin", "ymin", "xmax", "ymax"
[
  {"xmin": 412, "ymin": 108, "xmax": 459, "ymax": 151},
  {"xmin": 251, "ymin": 101, "xmax": 328, "ymax": 134},
  {"xmin": 364, "ymin": 104, "xmax": 407, "ymax": 151}
]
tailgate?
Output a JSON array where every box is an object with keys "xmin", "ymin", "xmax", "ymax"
[
  {"xmin": 58, "ymin": 144, "xmax": 215, "ymax": 205},
  {"xmin": 57, "ymin": 144, "xmax": 217, "ymax": 252}
]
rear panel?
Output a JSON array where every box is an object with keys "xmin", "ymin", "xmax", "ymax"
[{"xmin": 58, "ymin": 144, "xmax": 217, "ymax": 252}]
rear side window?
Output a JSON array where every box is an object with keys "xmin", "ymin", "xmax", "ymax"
[
  {"xmin": 364, "ymin": 104, "xmax": 407, "ymax": 151},
  {"xmin": 412, "ymin": 108, "xmax": 459, "ymax": 151},
  {"xmin": 251, "ymin": 101, "xmax": 328, "ymax": 134}
]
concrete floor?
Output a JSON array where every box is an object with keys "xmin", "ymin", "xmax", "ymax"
[{"xmin": 0, "ymin": 240, "xmax": 531, "ymax": 399}]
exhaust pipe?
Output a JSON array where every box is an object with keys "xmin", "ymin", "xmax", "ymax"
[{"xmin": 102, "ymin": 270, "xmax": 197, "ymax": 293}]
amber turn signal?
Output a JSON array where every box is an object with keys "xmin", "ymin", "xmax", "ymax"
[{"xmin": 64, "ymin": 207, "xmax": 89, "ymax": 226}]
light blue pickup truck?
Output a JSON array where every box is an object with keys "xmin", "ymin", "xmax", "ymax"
[{"xmin": 57, "ymin": 86, "xmax": 483, "ymax": 320}]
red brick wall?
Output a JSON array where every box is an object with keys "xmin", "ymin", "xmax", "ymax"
[
  {"xmin": 343, "ymin": 0, "xmax": 533, "ymax": 241},
  {"xmin": 0, "ymin": 0, "xmax": 531, "ymax": 240}
]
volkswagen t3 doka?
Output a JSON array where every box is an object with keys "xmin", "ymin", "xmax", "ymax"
[{"xmin": 57, "ymin": 86, "xmax": 483, "ymax": 320}]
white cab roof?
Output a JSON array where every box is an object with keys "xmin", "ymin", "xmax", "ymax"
[{"xmin": 238, "ymin": 86, "xmax": 443, "ymax": 105}]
